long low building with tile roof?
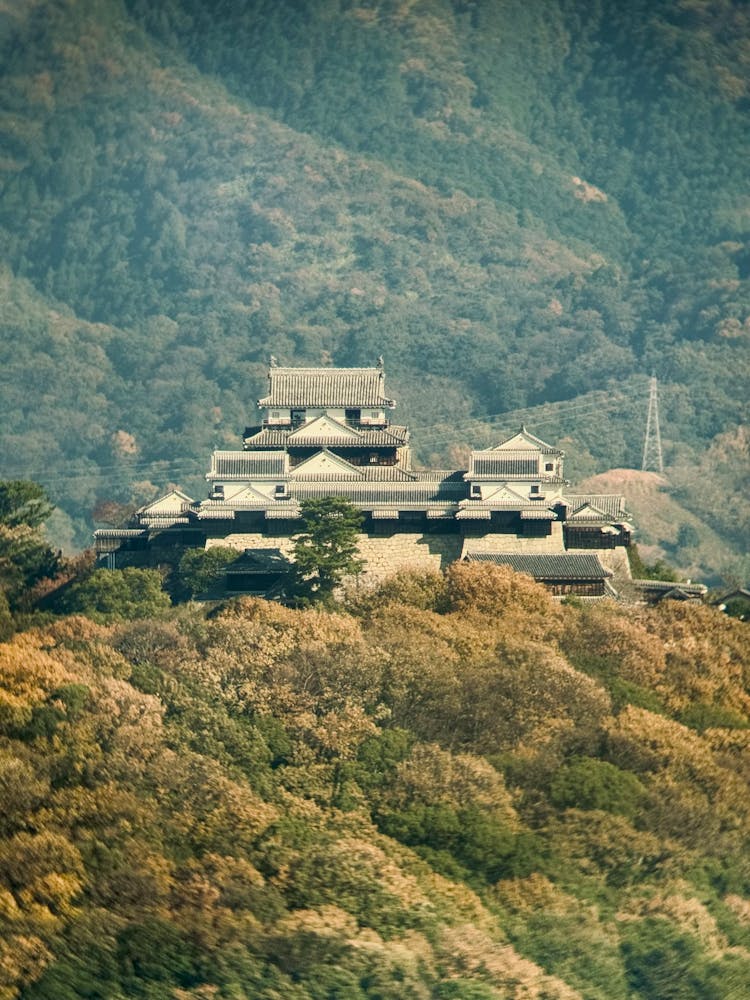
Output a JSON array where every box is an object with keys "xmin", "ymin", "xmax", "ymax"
[
  {"xmin": 464, "ymin": 552, "xmax": 616, "ymax": 597},
  {"xmin": 94, "ymin": 359, "xmax": 667, "ymax": 599}
]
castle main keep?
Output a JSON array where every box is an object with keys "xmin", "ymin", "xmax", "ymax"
[{"xmin": 97, "ymin": 360, "xmax": 640, "ymax": 597}]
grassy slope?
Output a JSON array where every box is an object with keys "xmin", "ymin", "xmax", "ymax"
[{"xmin": 576, "ymin": 468, "xmax": 744, "ymax": 585}]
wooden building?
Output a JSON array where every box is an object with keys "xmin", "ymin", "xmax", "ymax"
[
  {"xmin": 96, "ymin": 360, "xmax": 653, "ymax": 599},
  {"xmin": 712, "ymin": 588, "xmax": 750, "ymax": 619},
  {"xmin": 463, "ymin": 552, "xmax": 615, "ymax": 597},
  {"xmin": 629, "ymin": 579, "xmax": 708, "ymax": 604}
]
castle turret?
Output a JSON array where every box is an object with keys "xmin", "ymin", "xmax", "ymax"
[{"xmin": 243, "ymin": 360, "xmax": 410, "ymax": 470}]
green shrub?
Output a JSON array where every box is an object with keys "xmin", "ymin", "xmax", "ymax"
[
  {"xmin": 550, "ymin": 757, "xmax": 645, "ymax": 819},
  {"xmin": 60, "ymin": 568, "xmax": 171, "ymax": 622},
  {"xmin": 174, "ymin": 546, "xmax": 238, "ymax": 599}
]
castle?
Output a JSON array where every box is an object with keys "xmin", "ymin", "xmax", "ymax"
[{"xmin": 96, "ymin": 360, "xmax": 701, "ymax": 600}]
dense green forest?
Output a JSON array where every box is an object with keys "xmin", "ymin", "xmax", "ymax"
[
  {"xmin": 0, "ymin": 0, "xmax": 748, "ymax": 579},
  {"xmin": 1, "ymin": 561, "xmax": 750, "ymax": 998}
]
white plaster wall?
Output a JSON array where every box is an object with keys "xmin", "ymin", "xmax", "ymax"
[
  {"xmin": 264, "ymin": 408, "xmax": 291, "ymax": 425},
  {"xmin": 263, "ymin": 406, "xmax": 387, "ymax": 426}
]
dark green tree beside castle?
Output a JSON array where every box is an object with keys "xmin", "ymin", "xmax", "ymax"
[{"xmin": 292, "ymin": 497, "xmax": 364, "ymax": 601}]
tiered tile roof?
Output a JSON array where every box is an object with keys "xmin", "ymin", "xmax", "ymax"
[
  {"xmin": 631, "ymin": 579, "xmax": 707, "ymax": 595},
  {"xmin": 472, "ymin": 427, "xmax": 563, "ymax": 457},
  {"xmin": 470, "ymin": 455, "xmax": 541, "ymax": 477},
  {"xmin": 259, "ymin": 366, "xmax": 395, "ymax": 408},
  {"xmin": 96, "ymin": 364, "xmax": 640, "ymax": 582},
  {"xmin": 289, "ymin": 477, "xmax": 466, "ymax": 506},
  {"xmin": 243, "ymin": 424, "xmax": 410, "ymax": 448},
  {"xmin": 565, "ymin": 494, "xmax": 626, "ymax": 518}
]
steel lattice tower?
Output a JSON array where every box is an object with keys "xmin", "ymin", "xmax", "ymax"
[{"xmin": 641, "ymin": 375, "xmax": 664, "ymax": 473}]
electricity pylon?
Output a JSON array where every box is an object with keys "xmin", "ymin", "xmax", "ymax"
[{"xmin": 641, "ymin": 375, "xmax": 664, "ymax": 474}]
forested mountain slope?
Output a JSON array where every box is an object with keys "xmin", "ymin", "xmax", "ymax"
[
  {"xmin": 0, "ymin": 0, "xmax": 748, "ymax": 578},
  {"xmin": 2, "ymin": 565, "xmax": 750, "ymax": 999}
]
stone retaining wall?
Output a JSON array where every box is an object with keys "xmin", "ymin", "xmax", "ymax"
[
  {"xmin": 355, "ymin": 533, "xmax": 463, "ymax": 582},
  {"xmin": 206, "ymin": 531, "xmax": 632, "ymax": 593},
  {"xmin": 208, "ymin": 530, "xmax": 463, "ymax": 584},
  {"xmin": 460, "ymin": 522, "xmax": 564, "ymax": 557},
  {"xmin": 591, "ymin": 546, "xmax": 632, "ymax": 582}
]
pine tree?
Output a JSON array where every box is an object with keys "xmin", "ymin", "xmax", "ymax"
[
  {"xmin": 0, "ymin": 481, "xmax": 54, "ymax": 529},
  {"xmin": 291, "ymin": 497, "xmax": 364, "ymax": 602}
]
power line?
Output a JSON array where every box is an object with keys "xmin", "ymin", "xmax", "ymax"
[
  {"xmin": 415, "ymin": 377, "xmax": 650, "ymax": 440},
  {"xmin": 0, "ymin": 460, "xmax": 206, "ymax": 488},
  {"xmin": 416, "ymin": 389, "xmax": 645, "ymax": 450},
  {"xmin": 2, "ymin": 377, "xmax": 655, "ymax": 486},
  {"xmin": 3, "ymin": 393, "xmax": 645, "ymax": 485}
]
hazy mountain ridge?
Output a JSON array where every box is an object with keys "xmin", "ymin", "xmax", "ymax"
[{"xmin": 0, "ymin": 0, "xmax": 748, "ymax": 578}]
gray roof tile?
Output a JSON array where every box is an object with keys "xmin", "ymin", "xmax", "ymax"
[
  {"xmin": 565, "ymin": 494, "xmax": 626, "ymax": 518},
  {"xmin": 481, "ymin": 427, "xmax": 562, "ymax": 455},
  {"xmin": 93, "ymin": 528, "xmax": 149, "ymax": 538},
  {"xmin": 289, "ymin": 479, "xmax": 464, "ymax": 505},
  {"xmin": 244, "ymin": 426, "xmax": 409, "ymax": 448},
  {"xmin": 465, "ymin": 552, "xmax": 612, "ymax": 580},
  {"xmin": 631, "ymin": 578, "xmax": 707, "ymax": 594},
  {"xmin": 208, "ymin": 450, "xmax": 288, "ymax": 479},
  {"xmin": 471, "ymin": 455, "xmax": 540, "ymax": 477},
  {"xmin": 225, "ymin": 549, "xmax": 292, "ymax": 572},
  {"xmin": 258, "ymin": 367, "xmax": 395, "ymax": 407}
]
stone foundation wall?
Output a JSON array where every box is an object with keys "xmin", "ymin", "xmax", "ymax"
[
  {"xmin": 460, "ymin": 522, "xmax": 564, "ymax": 557},
  {"xmin": 591, "ymin": 546, "xmax": 632, "ymax": 582},
  {"xmin": 206, "ymin": 531, "xmax": 632, "ymax": 592},
  {"xmin": 208, "ymin": 530, "xmax": 463, "ymax": 585},
  {"xmin": 355, "ymin": 533, "xmax": 463, "ymax": 583}
]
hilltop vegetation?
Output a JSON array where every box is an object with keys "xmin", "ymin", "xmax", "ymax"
[
  {"xmin": 1, "ymin": 564, "xmax": 750, "ymax": 998},
  {"xmin": 0, "ymin": 0, "xmax": 749, "ymax": 579}
]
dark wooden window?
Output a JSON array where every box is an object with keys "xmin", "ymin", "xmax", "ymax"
[
  {"xmin": 547, "ymin": 580, "xmax": 605, "ymax": 597},
  {"xmin": 564, "ymin": 526, "xmax": 618, "ymax": 549}
]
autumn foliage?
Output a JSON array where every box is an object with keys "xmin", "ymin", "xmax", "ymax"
[{"xmin": 1, "ymin": 564, "xmax": 749, "ymax": 999}]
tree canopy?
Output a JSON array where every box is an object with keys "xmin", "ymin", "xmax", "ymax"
[
  {"xmin": 291, "ymin": 497, "xmax": 364, "ymax": 601},
  {"xmin": 0, "ymin": 566, "xmax": 749, "ymax": 998},
  {"xmin": 58, "ymin": 567, "xmax": 171, "ymax": 622},
  {"xmin": 0, "ymin": 482, "xmax": 54, "ymax": 530},
  {"xmin": 0, "ymin": 481, "xmax": 59, "ymax": 616},
  {"xmin": 174, "ymin": 545, "xmax": 239, "ymax": 600}
]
